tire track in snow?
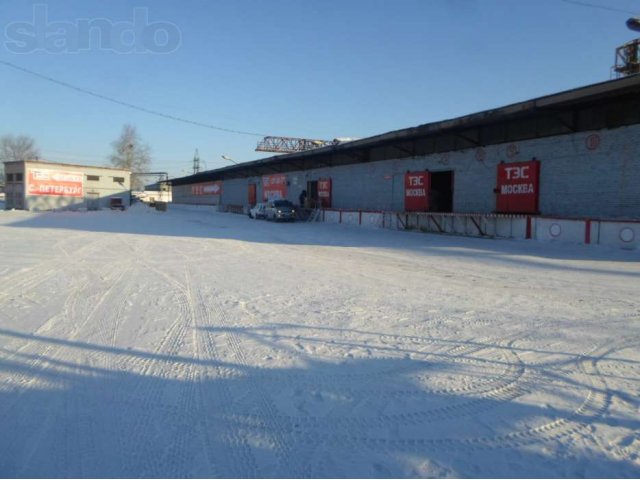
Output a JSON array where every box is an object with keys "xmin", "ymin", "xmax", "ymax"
[
  {"xmin": 218, "ymin": 322, "xmax": 545, "ymax": 476},
  {"xmin": 142, "ymin": 237, "xmax": 304, "ymax": 477},
  {"xmin": 203, "ymin": 281, "xmax": 542, "ymax": 476},
  {"xmin": 190, "ymin": 275, "xmax": 310, "ymax": 478},
  {"xmin": 104, "ymin": 256, "xmax": 223, "ymax": 478},
  {"xmin": 315, "ymin": 342, "xmax": 616, "ymax": 458},
  {"xmin": 0, "ymin": 234, "xmax": 110, "ymax": 303},
  {"xmin": 65, "ymin": 265, "xmax": 140, "ymax": 478},
  {"xmin": 0, "ymin": 263, "xmax": 130, "ymax": 477},
  {"xmin": 0, "ymin": 234, "xmax": 177, "ymax": 477},
  {"xmin": 252, "ymin": 336, "xmax": 529, "ymax": 434},
  {"xmin": 0, "ymin": 263, "xmax": 124, "ymax": 398},
  {"xmin": 139, "ymin": 263, "xmax": 214, "ymax": 478},
  {"xmin": 134, "ymin": 259, "xmax": 258, "ymax": 478},
  {"xmin": 588, "ymin": 337, "xmax": 640, "ymax": 463},
  {"xmin": 185, "ymin": 269, "xmax": 258, "ymax": 479},
  {"xmin": 117, "ymin": 300, "xmax": 189, "ymax": 477},
  {"xmin": 119, "ymin": 255, "xmax": 216, "ymax": 478}
]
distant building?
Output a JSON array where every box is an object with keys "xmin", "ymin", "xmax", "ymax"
[{"xmin": 3, "ymin": 160, "xmax": 131, "ymax": 211}]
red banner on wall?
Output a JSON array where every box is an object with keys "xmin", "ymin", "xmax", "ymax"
[
  {"xmin": 192, "ymin": 181, "xmax": 222, "ymax": 196},
  {"xmin": 318, "ymin": 178, "xmax": 332, "ymax": 208},
  {"xmin": 404, "ymin": 172, "xmax": 430, "ymax": 211},
  {"xmin": 495, "ymin": 160, "xmax": 540, "ymax": 213},
  {"xmin": 27, "ymin": 169, "xmax": 83, "ymax": 197},
  {"xmin": 262, "ymin": 174, "xmax": 287, "ymax": 201}
]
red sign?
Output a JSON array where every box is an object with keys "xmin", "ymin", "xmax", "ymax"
[
  {"xmin": 404, "ymin": 172, "xmax": 430, "ymax": 212},
  {"xmin": 318, "ymin": 178, "xmax": 332, "ymax": 208},
  {"xmin": 192, "ymin": 181, "xmax": 222, "ymax": 196},
  {"xmin": 27, "ymin": 169, "xmax": 83, "ymax": 197},
  {"xmin": 495, "ymin": 160, "xmax": 540, "ymax": 213},
  {"xmin": 262, "ymin": 174, "xmax": 287, "ymax": 201},
  {"xmin": 585, "ymin": 134, "xmax": 600, "ymax": 151}
]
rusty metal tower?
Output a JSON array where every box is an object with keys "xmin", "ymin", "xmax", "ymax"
[
  {"xmin": 613, "ymin": 17, "xmax": 640, "ymax": 78},
  {"xmin": 613, "ymin": 39, "xmax": 640, "ymax": 78}
]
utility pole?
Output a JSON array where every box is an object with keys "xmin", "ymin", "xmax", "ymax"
[{"xmin": 193, "ymin": 149, "xmax": 200, "ymax": 175}]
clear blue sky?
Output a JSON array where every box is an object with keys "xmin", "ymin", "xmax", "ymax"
[{"xmin": 0, "ymin": 0, "xmax": 638, "ymax": 178}]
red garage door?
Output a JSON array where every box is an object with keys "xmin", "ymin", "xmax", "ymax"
[
  {"xmin": 404, "ymin": 172, "xmax": 430, "ymax": 212},
  {"xmin": 318, "ymin": 178, "xmax": 331, "ymax": 208},
  {"xmin": 495, "ymin": 160, "xmax": 540, "ymax": 213}
]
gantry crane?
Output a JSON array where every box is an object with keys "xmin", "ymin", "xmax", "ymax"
[{"xmin": 255, "ymin": 136, "xmax": 357, "ymax": 154}]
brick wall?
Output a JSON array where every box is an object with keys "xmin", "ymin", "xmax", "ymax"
[{"xmin": 212, "ymin": 124, "xmax": 640, "ymax": 219}]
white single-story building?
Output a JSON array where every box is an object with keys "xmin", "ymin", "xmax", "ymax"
[{"xmin": 3, "ymin": 160, "xmax": 131, "ymax": 211}]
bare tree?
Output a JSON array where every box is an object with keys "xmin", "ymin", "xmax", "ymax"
[
  {"xmin": 0, "ymin": 134, "xmax": 40, "ymax": 182},
  {"xmin": 108, "ymin": 124, "xmax": 152, "ymax": 190}
]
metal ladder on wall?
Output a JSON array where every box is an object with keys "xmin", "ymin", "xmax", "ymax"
[{"xmin": 307, "ymin": 208, "xmax": 321, "ymax": 222}]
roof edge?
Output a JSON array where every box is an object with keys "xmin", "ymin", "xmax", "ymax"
[{"xmin": 4, "ymin": 159, "xmax": 131, "ymax": 173}]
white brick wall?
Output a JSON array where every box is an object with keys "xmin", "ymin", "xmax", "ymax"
[{"xmin": 214, "ymin": 124, "xmax": 640, "ymax": 220}]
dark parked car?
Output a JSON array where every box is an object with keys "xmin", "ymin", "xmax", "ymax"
[
  {"xmin": 265, "ymin": 199, "xmax": 297, "ymax": 222},
  {"xmin": 109, "ymin": 197, "xmax": 126, "ymax": 211}
]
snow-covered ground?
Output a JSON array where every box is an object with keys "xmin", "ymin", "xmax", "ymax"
[{"xmin": 0, "ymin": 203, "xmax": 638, "ymax": 478}]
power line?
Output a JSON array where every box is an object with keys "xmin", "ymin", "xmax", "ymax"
[
  {"xmin": 0, "ymin": 59, "xmax": 268, "ymax": 137},
  {"xmin": 559, "ymin": 0, "xmax": 637, "ymax": 15}
]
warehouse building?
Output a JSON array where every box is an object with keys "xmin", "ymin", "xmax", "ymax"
[
  {"xmin": 172, "ymin": 76, "xmax": 640, "ymax": 248},
  {"xmin": 3, "ymin": 160, "xmax": 131, "ymax": 211},
  {"xmin": 171, "ymin": 76, "xmax": 640, "ymax": 220}
]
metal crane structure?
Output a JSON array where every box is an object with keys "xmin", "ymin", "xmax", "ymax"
[
  {"xmin": 255, "ymin": 136, "xmax": 359, "ymax": 154},
  {"xmin": 612, "ymin": 16, "xmax": 640, "ymax": 78},
  {"xmin": 613, "ymin": 39, "xmax": 640, "ymax": 78},
  {"xmin": 255, "ymin": 136, "xmax": 333, "ymax": 154}
]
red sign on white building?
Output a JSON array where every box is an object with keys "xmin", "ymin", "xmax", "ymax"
[
  {"xmin": 192, "ymin": 181, "xmax": 222, "ymax": 196},
  {"xmin": 262, "ymin": 174, "xmax": 287, "ymax": 201},
  {"xmin": 404, "ymin": 172, "xmax": 430, "ymax": 211},
  {"xmin": 495, "ymin": 160, "xmax": 540, "ymax": 213},
  {"xmin": 585, "ymin": 134, "xmax": 601, "ymax": 151},
  {"xmin": 27, "ymin": 169, "xmax": 83, "ymax": 197},
  {"xmin": 318, "ymin": 178, "xmax": 332, "ymax": 208}
]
